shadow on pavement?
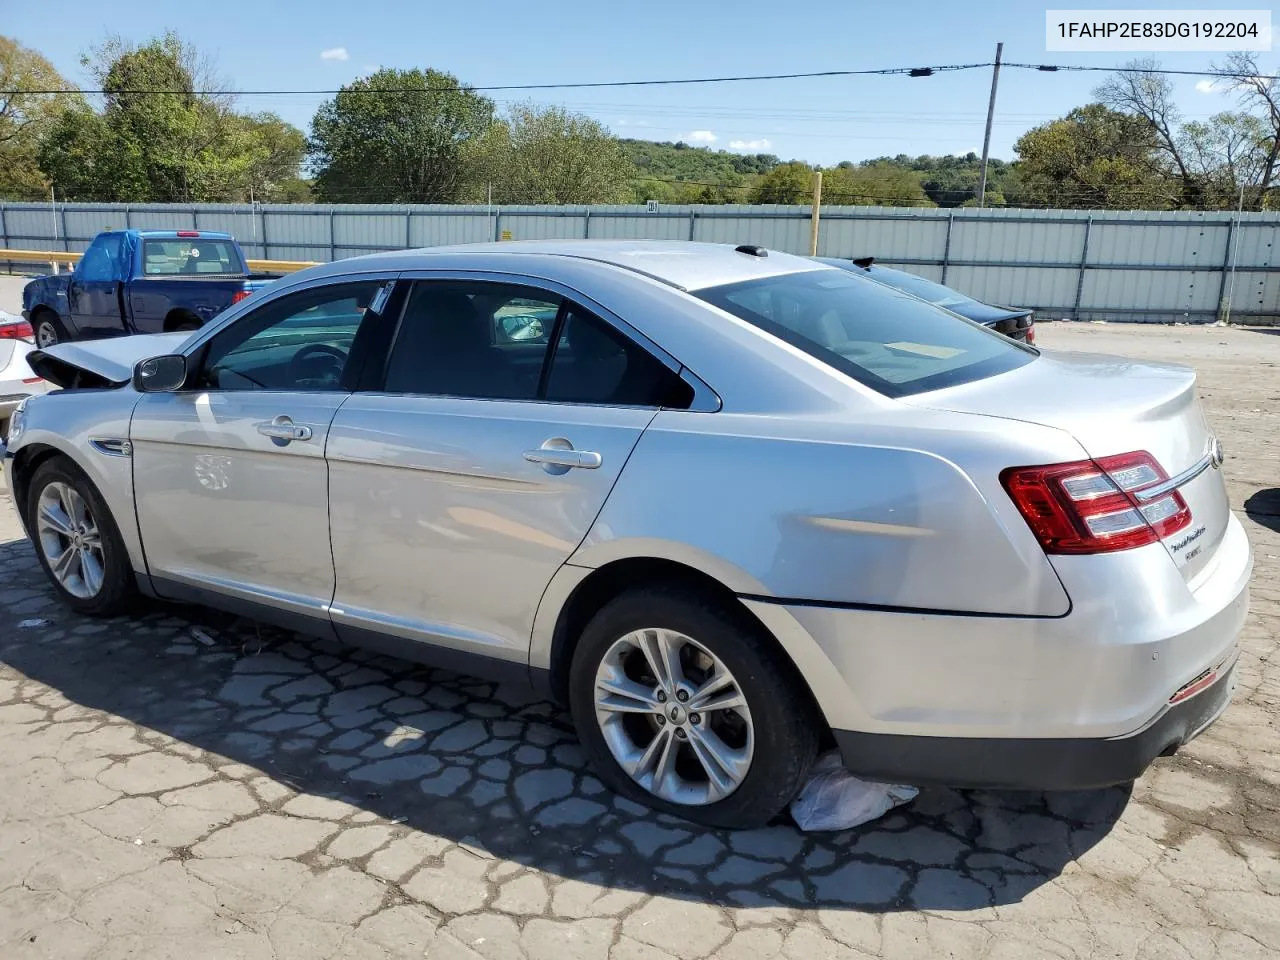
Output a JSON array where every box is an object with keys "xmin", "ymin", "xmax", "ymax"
[
  {"xmin": 0, "ymin": 537, "xmax": 1128, "ymax": 914},
  {"xmin": 1245, "ymin": 489, "xmax": 1280, "ymax": 533}
]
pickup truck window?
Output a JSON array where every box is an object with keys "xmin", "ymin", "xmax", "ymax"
[
  {"xmin": 78, "ymin": 234, "xmax": 125, "ymax": 283},
  {"xmin": 143, "ymin": 239, "xmax": 242, "ymax": 276}
]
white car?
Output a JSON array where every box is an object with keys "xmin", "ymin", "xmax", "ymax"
[
  {"xmin": 3, "ymin": 242, "xmax": 1251, "ymax": 828},
  {"xmin": 0, "ymin": 312, "xmax": 48, "ymax": 438}
]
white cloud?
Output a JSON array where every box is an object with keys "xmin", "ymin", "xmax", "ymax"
[
  {"xmin": 1195, "ymin": 79, "xmax": 1219, "ymax": 94},
  {"xmin": 729, "ymin": 138, "xmax": 772, "ymax": 151},
  {"xmin": 688, "ymin": 130, "xmax": 717, "ymax": 144},
  {"xmin": 320, "ymin": 47, "xmax": 350, "ymax": 62}
]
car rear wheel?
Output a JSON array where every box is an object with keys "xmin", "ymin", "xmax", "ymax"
[
  {"xmin": 27, "ymin": 458, "xmax": 136, "ymax": 616},
  {"xmin": 569, "ymin": 585, "xmax": 820, "ymax": 829},
  {"xmin": 33, "ymin": 311, "xmax": 67, "ymax": 348}
]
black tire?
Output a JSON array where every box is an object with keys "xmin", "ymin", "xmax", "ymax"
[
  {"xmin": 32, "ymin": 310, "xmax": 68, "ymax": 348},
  {"xmin": 26, "ymin": 456, "xmax": 137, "ymax": 617},
  {"xmin": 568, "ymin": 585, "xmax": 821, "ymax": 829}
]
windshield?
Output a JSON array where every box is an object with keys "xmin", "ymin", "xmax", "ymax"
[
  {"xmin": 866, "ymin": 268, "xmax": 973, "ymax": 309},
  {"xmin": 695, "ymin": 269, "xmax": 1035, "ymax": 398},
  {"xmin": 143, "ymin": 239, "xmax": 243, "ymax": 276}
]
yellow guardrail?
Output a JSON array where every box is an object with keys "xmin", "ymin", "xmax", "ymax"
[{"xmin": 0, "ymin": 248, "xmax": 320, "ymax": 274}]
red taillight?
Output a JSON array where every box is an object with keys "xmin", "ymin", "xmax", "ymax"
[
  {"xmin": 1025, "ymin": 326, "xmax": 1035, "ymax": 344},
  {"xmin": 0, "ymin": 320, "xmax": 34, "ymax": 341},
  {"xmin": 21, "ymin": 377, "xmax": 43, "ymax": 385},
  {"xmin": 176, "ymin": 230, "xmax": 200, "ymax": 238},
  {"xmin": 1001, "ymin": 451, "xmax": 1191, "ymax": 555},
  {"xmin": 231, "ymin": 290, "xmax": 251, "ymax": 304}
]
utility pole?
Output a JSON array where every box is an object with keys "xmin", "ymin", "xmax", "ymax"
[
  {"xmin": 809, "ymin": 171, "xmax": 823, "ymax": 256},
  {"xmin": 977, "ymin": 42, "xmax": 1003, "ymax": 209}
]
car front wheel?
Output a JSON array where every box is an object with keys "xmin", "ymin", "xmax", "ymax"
[
  {"xmin": 27, "ymin": 457, "xmax": 136, "ymax": 616},
  {"xmin": 569, "ymin": 585, "xmax": 820, "ymax": 829}
]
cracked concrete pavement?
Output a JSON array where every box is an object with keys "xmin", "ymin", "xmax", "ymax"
[{"xmin": 0, "ymin": 321, "xmax": 1277, "ymax": 959}]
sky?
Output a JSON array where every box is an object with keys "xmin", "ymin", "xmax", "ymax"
[{"xmin": 5, "ymin": 0, "xmax": 1252, "ymax": 166}]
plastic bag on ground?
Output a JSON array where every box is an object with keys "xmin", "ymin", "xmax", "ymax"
[{"xmin": 790, "ymin": 751, "xmax": 919, "ymax": 832}]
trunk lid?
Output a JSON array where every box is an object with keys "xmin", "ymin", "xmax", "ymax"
[
  {"xmin": 907, "ymin": 348, "xmax": 1229, "ymax": 584},
  {"xmin": 27, "ymin": 332, "xmax": 191, "ymax": 388}
]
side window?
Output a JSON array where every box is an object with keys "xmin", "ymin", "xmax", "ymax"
[
  {"xmin": 199, "ymin": 281, "xmax": 384, "ymax": 391},
  {"xmin": 545, "ymin": 308, "xmax": 693, "ymax": 408},
  {"xmin": 385, "ymin": 281, "xmax": 560, "ymax": 400},
  {"xmin": 77, "ymin": 235, "xmax": 124, "ymax": 283}
]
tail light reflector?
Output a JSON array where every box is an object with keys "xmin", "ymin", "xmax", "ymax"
[
  {"xmin": 0, "ymin": 320, "xmax": 34, "ymax": 341},
  {"xmin": 231, "ymin": 290, "xmax": 251, "ymax": 305},
  {"xmin": 1001, "ymin": 451, "xmax": 1191, "ymax": 554}
]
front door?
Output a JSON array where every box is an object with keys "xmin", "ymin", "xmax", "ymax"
[
  {"xmin": 326, "ymin": 278, "xmax": 690, "ymax": 667},
  {"xmin": 131, "ymin": 277, "xmax": 394, "ymax": 630},
  {"xmin": 66, "ymin": 232, "xmax": 127, "ymax": 340}
]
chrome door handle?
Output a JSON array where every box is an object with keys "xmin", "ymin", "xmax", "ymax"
[
  {"xmin": 523, "ymin": 438, "xmax": 602, "ymax": 472},
  {"xmin": 256, "ymin": 416, "xmax": 312, "ymax": 443}
]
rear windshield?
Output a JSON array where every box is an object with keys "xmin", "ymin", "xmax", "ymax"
[
  {"xmin": 695, "ymin": 269, "xmax": 1035, "ymax": 398},
  {"xmin": 867, "ymin": 268, "xmax": 973, "ymax": 309},
  {"xmin": 143, "ymin": 239, "xmax": 243, "ymax": 276}
]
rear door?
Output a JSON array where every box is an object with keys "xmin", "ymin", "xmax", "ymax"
[
  {"xmin": 326, "ymin": 273, "xmax": 690, "ymax": 666},
  {"xmin": 67, "ymin": 233, "xmax": 127, "ymax": 340}
]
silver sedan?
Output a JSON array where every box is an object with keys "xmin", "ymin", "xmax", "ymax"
[{"xmin": 3, "ymin": 241, "xmax": 1251, "ymax": 828}]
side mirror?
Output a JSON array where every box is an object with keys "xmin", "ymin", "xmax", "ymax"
[
  {"xmin": 133, "ymin": 354, "xmax": 187, "ymax": 393},
  {"xmin": 499, "ymin": 315, "xmax": 546, "ymax": 342}
]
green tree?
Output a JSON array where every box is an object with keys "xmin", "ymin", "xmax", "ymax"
[
  {"xmin": 309, "ymin": 68, "xmax": 492, "ymax": 203},
  {"xmin": 820, "ymin": 163, "xmax": 932, "ymax": 206},
  {"xmin": 749, "ymin": 161, "xmax": 814, "ymax": 203},
  {"xmin": 467, "ymin": 102, "xmax": 634, "ymax": 204},
  {"xmin": 1013, "ymin": 104, "xmax": 1171, "ymax": 208},
  {"xmin": 0, "ymin": 35, "xmax": 83, "ymax": 199},
  {"xmin": 37, "ymin": 33, "xmax": 305, "ymax": 202}
]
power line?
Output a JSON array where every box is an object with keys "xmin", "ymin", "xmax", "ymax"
[
  {"xmin": 0, "ymin": 62, "xmax": 994, "ymax": 97},
  {"xmin": 7, "ymin": 59, "xmax": 1276, "ymax": 99},
  {"xmin": 1005, "ymin": 62, "xmax": 1280, "ymax": 81}
]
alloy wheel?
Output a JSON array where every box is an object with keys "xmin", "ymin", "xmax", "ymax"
[
  {"xmin": 36, "ymin": 481, "xmax": 106, "ymax": 599},
  {"xmin": 593, "ymin": 627, "xmax": 754, "ymax": 806}
]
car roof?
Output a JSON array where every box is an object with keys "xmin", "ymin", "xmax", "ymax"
[
  {"xmin": 116, "ymin": 229, "xmax": 235, "ymax": 240},
  {"xmin": 331, "ymin": 240, "xmax": 830, "ymax": 292}
]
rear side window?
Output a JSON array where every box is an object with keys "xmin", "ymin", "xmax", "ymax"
[
  {"xmin": 695, "ymin": 269, "xmax": 1034, "ymax": 398},
  {"xmin": 383, "ymin": 279, "xmax": 692, "ymax": 408},
  {"xmin": 143, "ymin": 239, "xmax": 242, "ymax": 276},
  {"xmin": 546, "ymin": 308, "xmax": 691, "ymax": 407}
]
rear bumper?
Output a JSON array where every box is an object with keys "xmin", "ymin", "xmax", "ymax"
[
  {"xmin": 743, "ymin": 511, "xmax": 1251, "ymax": 790},
  {"xmin": 833, "ymin": 652, "xmax": 1238, "ymax": 789}
]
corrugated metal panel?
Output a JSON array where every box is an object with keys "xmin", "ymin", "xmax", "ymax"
[
  {"xmin": 588, "ymin": 214, "xmax": 687, "ymax": 241},
  {"xmin": 1, "ymin": 201, "xmax": 1277, "ymax": 322},
  {"xmin": 951, "ymin": 214, "xmax": 1085, "ymax": 265},
  {"xmin": 498, "ymin": 212, "xmax": 586, "ymax": 241},
  {"xmin": 946, "ymin": 265, "xmax": 1078, "ymax": 312},
  {"xmin": 411, "ymin": 213, "xmax": 492, "ymax": 247}
]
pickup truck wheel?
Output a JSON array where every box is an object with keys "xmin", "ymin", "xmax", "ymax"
[
  {"xmin": 33, "ymin": 312, "xmax": 67, "ymax": 348},
  {"xmin": 27, "ymin": 457, "xmax": 137, "ymax": 616}
]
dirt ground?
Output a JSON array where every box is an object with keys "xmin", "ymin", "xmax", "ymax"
[{"xmin": 0, "ymin": 320, "xmax": 1277, "ymax": 960}]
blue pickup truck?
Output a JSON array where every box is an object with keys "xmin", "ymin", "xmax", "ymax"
[{"xmin": 22, "ymin": 229, "xmax": 281, "ymax": 347}]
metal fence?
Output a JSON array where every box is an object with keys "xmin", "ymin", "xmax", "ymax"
[{"xmin": 3, "ymin": 201, "xmax": 1277, "ymax": 323}]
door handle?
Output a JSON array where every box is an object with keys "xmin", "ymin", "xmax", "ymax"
[
  {"xmin": 523, "ymin": 438, "xmax": 602, "ymax": 473},
  {"xmin": 256, "ymin": 416, "xmax": 313, "ymax": 444}
]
